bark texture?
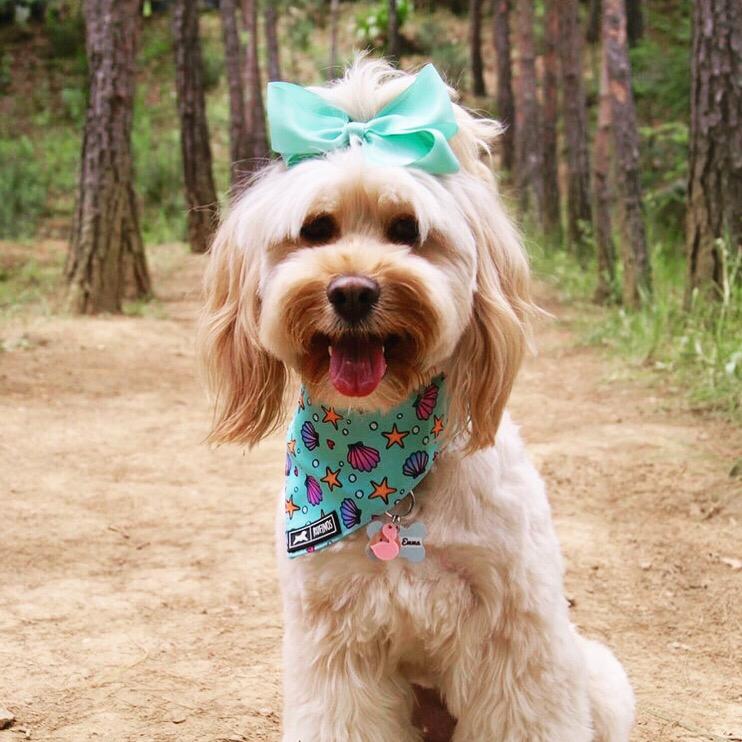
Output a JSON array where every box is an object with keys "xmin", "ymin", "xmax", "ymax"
[
  {"xmin": 513, "ymin": 0, "xmax": 545, "ymax": 229},
  {"xmin": 66, "ymin": 0, "xmax": 150, "ymax": 314},
  {"xmin": 220, "ymin": 0, "xmax": 250, "ymax": 185},
  {"xmin": 559, "ymin": 0, "xmax": 592, "ymax": 259},
  {"xmin": 593, "ymin": 45, "xmax": 617, "ymax": 303},
  {"xmin": 387, "ymin": 0, "xmax": 400, "ymax": 60},
  {"xmin": 264, "ymin": 3, "xmax": 282, "ymax": 82},
  {"xmin": 685, "ymin": 0, "xmax": 742, "ymax": 304},
  {"xmin": 172, "ymin": 0, "xmax": 218, "ymax": 254},
  {"xmin": 241, "ymin": 0, "xmax": 268, "ymax": 167},
  {"xmin": 492, "ymin": 0, "xmax": 515, "ymax": 172},
  {"xmin": 587, "ymin": 0, "xmax": 601, "ymax": 44},
  {"xmin": 603, "ymin": 0, "xmax": 651, "ymax": 306},
  {"xmin": 469, "ymin": 0, "xmax": 486, "ymax": 96},
  {"xmin": 542, "ymin": 0, "xmax": 561, "ymax": 239}
]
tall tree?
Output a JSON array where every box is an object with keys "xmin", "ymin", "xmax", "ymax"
[
  {"xmin": 492, "ymin": 0, "xmax": 515, "ymax": 172},
  {"xmin": 172, "ymin": 0, "xmax": 218, "ymax": 254},
  {"xmin": 241, "ymin": 0, "xmax": 268, "ymax": 165},
  {"xmin": 685, "ymin": 0, "xmax": 741, "ymax": 304},
  {"xmin": 329, "ymin": 0, "xmax": 340, "ymax": 77},
  {"xmin": 220, "ymin": 0, "xmax": 250, "ymax": 185},
  {"xmin": 603, "ymin": 0, "xmax": 651, "ymax": 307},
  {"xmin": 542, "ymin": 0, "xmax": 561, "ymax": 239},
  {"xmin": 469, "ymin": 0, "xmax": 486, "ymax": 96},
  {"xmin": 593, "ymin": 45, "xmax": 617, "ymax": 303},
  {"xmin": 513, "ymin": 0, "xmax": 545, "ymax": 229},
  {"xmin": 559, "ymin": 0, "xmax": 592, "ymax": 260},
  {"xmin": 387, "ymin": 0, "xmax": 400, "ymax": 60},
  {"xmin": 264, "ymin": 3, "xmax": 282, "ymax": 82},
  {"xmin": 66, "ymin": 0, "xmax": 150, "ymax": 314},
  {"xmin": 586, "ymin": 0, "xmax": 601, "ymax": 44}
]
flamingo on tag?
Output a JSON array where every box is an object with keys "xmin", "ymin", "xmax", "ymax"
[{"xmin": 369, "ymin": 523, "xmax": 400, "ymax": 561}]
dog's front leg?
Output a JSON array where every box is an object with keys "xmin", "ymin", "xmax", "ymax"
[
  {"xmin": 281, "ymin": 618, "xmax": 422, "ymax": 742},
  {"xmin": 440, "ymin": 625, "xmax": 593, "ymax": 742}
]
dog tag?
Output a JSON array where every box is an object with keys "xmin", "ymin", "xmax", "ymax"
[{"xmin": 366, "ymin": 520, "xmax": 426, "ymax": 563}]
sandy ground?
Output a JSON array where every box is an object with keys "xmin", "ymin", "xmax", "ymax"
[{"xmin": 1, "ymin": 245, "xmax": 740, "ymax": 742}]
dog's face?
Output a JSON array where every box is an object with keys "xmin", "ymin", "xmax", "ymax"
[
  {"xmin": 257, "ymin": 159, "xmax": 476, "ymax": 411},
  {"xmin": 200, "ymin": 63, "xmax": 534, "ymax": 452}
]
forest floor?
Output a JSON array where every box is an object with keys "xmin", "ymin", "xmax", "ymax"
[{"xmin": 0, "ymin": 242, "xmax": 740, "ymax": 742}]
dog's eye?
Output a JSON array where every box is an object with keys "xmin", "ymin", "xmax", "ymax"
[
  {"xmin": 387, "ymin": 215, "xmax": 420, "ymax": 246},
  {"xmin": 300, "ymin": 214, "xmax": 338, "ymax": 245}
]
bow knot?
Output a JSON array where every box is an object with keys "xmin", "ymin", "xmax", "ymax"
[
  {"xmin": 266, "ymin": 65, "xmax": 460, "ymax": 175},
  {"xmin": 344, "ymin": 121, "xmax": 368, "ymax": 144}
]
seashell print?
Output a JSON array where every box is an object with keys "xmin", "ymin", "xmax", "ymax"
[
  {"xmin": 301, "ymin": 420, "xmax": 320, "ymax": 451},
  {"xmin": 402, "ymin": 450, "xmax": 429, "ymax": 478},
  {"xmin": 285, "ymin": 453, "xmax": 292, "ymax": 476},
  {"xmin": 340, "ymin": 498, "xmax": 362, "ymax": 528},
  {"xmin": 305, "ymin": 475, "xmax": 323, "ymax": 506},
  {"xmin": 413, "ymin": 383, "xmax": 439, "ymax": 420},
  {"xmin": 346, "ymin": 442, "xmax": 381, "ymax": 472}
]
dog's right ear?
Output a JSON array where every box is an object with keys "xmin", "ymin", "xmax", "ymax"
[{"xmin": 198, "ymin": 207, "xmax": 287, "ymax": 446}]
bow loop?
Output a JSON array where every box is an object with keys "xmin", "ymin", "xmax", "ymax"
[{"xmin": 266, "ymin": 65, "xmax": 460, "ymax": 175}]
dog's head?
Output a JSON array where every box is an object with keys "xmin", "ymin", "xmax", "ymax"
[{"xmin": 199, "ymin": 60, "xmax": 535, "ymax": 452}]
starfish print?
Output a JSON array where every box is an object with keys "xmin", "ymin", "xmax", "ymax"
[
  {"xmin": 321, "ymin": 466, "xmax": 342, "ymax": 491},
  {"xmin": 285, "ymin": 496, "xmax": 300, "ymax": 519},
  {"xmin": 322, "ymin": 406, "xmax": 343, "ymax": 429},
  {"xmin": 382, "ymin": 423, "xmax": 409, "ymax": 449},
  {"xmin": 287, "ymin": 439, "xmax": 297, "ymax": 455},
  {"xmin": 369, "ymin": 477, "xmax": 397, "ymax": 505},
  {"xmin": 431, "ymin": 415, "xmax": 445, "ymax": 438}
]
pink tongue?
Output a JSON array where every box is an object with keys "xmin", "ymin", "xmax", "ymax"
[{"xmin": 329, "ymin": 337, "xmax": 387, "ymax": 397}]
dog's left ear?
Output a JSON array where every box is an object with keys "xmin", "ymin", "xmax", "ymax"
[
  {"xmin": 446, "ymin": 177, "xmax": 535, "ymax": 453},
  {"xmin": 198, "ymin": 204, "xmax": 288, "ymax": 446}
]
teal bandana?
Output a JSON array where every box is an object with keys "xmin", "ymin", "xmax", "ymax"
[
  {"xmin": 284, "ymin": 376, "xmax": 447, "ymax": 557},
  {"xmin": 266, "ymin": 64, "xmax": 460, "ymax": 174}
]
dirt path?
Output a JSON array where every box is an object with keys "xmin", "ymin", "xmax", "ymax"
[{"xmin": 1, "ymin": 246, "xmax": 740, "ymax": 742}]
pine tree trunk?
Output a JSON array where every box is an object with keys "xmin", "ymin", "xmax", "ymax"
[
  {"xmin": 329, "ymin": 0, "xmax": 340, "ymax": 77},
  {"xmin": 513, "ymin": 0, "xmax": 545, "ymax": 230},
  {"xmin": 66, "ymin": 0, "xmax": 150, "ymax": 314},
  {"xmin": 685, "ymin": 0, "xmax": 742, "ymax": 305},
  {"xmin": 542, "ymin": 0, "xmax": 561, "ymax": 239},
  {"xmin": 388, "ymin": 0, "xmax": 400, "ymax": 60},
  {"xmin": 586, "ymin": 0, "xmax": 601, "ymax": 44},
  {"xmin": 469, "ymin": 0, "xmax": 486, "ymax": 96},
  {"xmin": 241, "ymin": 0, "xmax": 268, "ymax": 167},
  {"xmin": 603, "ymin": 0, "xmax": 651, "ymax": 307},
  {"xmin": 625, "ymin": 0, "xmax": 643, "ymax": 46},
  {"xmin": 172, "ymin": 0, "xmax": 218, "ymax": 254},
  {"xmin": 264, "ymin": 3, "xmax": 281, "ymax": 82},
  {"xmin": 559, "ymin": 0, "xmax": 592, "ymax": 260},
  {"xmin": 593, "ymin": 45, "xmax": 616, "ymax": 303},
  {"xmin": 220, "ymin": 0, "xmax": 250, "ymax": 185},
  {"xmin": 492, "ymin": 0, "xmax": 515, "ymax": 172}
]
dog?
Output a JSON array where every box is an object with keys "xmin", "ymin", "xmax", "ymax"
[{"xmin": 199, "ymin": 59, "xmax": 634, "ymax": 742}]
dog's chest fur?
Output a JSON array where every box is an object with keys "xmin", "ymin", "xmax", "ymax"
[{"xmin": 277, "ymin": 414, "xmax": 563, "ymax": 684}]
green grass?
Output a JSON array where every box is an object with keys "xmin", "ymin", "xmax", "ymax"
[{"xmin": 532, "ymin": 240, "xmax": 742, "ymax": 423}]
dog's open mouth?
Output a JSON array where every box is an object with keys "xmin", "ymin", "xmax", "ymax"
[
  {"xmin": 306, "ymin": 333, "xmax": 400, "ymax": 397},
  {"xmin": 328, "ymin": 335, "xmax": 387, "ymax": 397}
]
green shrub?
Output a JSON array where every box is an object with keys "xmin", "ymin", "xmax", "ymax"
[
  {"xmin": 355, "ymin": 0, "xmax": 413, "ymax": 48},
  {"xmin": 532, "ymin": 240, "xmax": 742, "ymax": 422},
  {"xmin": 414, "ymin": 17, "xmax": 467, "ymax": 84},
  {"xmin": 0, "ymin": 136, "xmax": 47, "ymax": 238}
]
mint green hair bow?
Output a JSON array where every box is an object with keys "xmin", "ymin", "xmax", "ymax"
[{"xmin": 266, "ymin": 64, "xmax": 460, "ymax": 175}]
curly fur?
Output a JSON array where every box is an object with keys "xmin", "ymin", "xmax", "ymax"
[{"xmin": 199, "ymin": 58, "xmax": 634, "ymax": 741}]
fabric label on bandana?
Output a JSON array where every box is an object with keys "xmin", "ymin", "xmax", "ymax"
[{"xmin": 284, "ymin": 375, "xmax": 447, "ymax": 558}]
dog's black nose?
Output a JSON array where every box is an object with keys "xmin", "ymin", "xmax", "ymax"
[{"xmin": 326, "ymin": 275, "xmax": 380, "ymax": 323}]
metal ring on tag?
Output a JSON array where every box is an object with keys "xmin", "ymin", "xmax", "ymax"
[{"xmin": 385, "ymin": 490, "xmax": 416, "ymax": 523}]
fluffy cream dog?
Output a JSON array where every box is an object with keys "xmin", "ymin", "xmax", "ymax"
[{"xmin": 199, "ymin": 60, "xmax": 634, "ymax": 742}]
